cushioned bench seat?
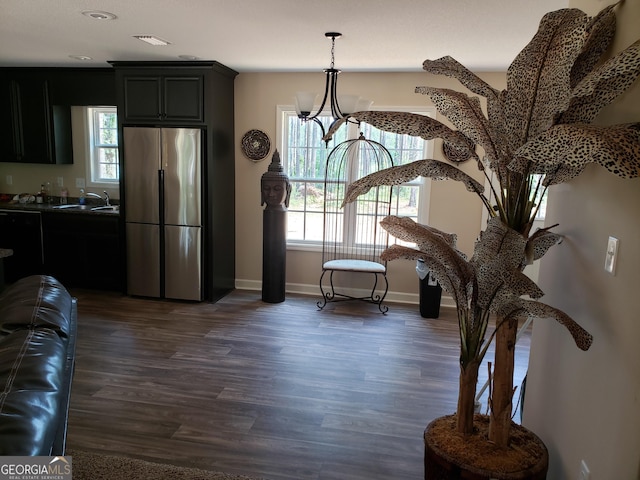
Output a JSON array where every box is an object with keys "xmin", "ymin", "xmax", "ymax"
[{"xmin": 322, "ymin": 259, "xmax": 386, "ymax": 273}]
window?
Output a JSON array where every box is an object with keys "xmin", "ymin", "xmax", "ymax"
[
  {"xmin": 532, "ymin": 174, "xmax": 547, "ymax": 221},
  {"xmin": 87, "ymin": 107, "xmax": 119, "ymax": 184},
  {"xmin": 279, "ymin": 107, "xmax": 434, "ymax": 248}
]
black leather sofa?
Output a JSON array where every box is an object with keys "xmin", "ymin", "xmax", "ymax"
[{"xmin": 0, "ymin": 275, "xmax": 77, "ymax": 455}]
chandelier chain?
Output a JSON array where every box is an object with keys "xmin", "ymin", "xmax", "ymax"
[{"xmin": 330, "ymin": 36, "xmax": 336, "ymax": 69}]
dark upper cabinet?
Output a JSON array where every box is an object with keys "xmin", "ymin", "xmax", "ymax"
[
  {"xmin": 0, "ymin": 78, "xmax": 15, "ymax": 162},
  {"xmin": 121, "ymin": 74, "xmax": 204, "ymax": 124},
  {"xmin": 47, "ymin": 68, "xmax": 116, "ymax": 106},
  {"xmin": 0, "ymin": 73, "xmax": 73, "ymax": 164},
  {"xmin": 11, "ymin": 79, "xmax": 52, "ymax": 163}
]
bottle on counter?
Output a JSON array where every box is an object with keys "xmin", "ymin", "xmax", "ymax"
[
  {"xmin": 60, "ymin": 187, "xmax": 69, "ymax": 205},
  {"xmin": 36, "ymin": 184, "xmax": 45, "ymax": 204},
  {"xmin": 44, "ymin": 182, "xmax": 52, "ymax": 204},
  {"xmin": 79, "ymin": 188, "xmax": 86, "ymax": 205}
]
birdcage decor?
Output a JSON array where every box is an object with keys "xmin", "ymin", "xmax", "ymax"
[{"xmin": 317, "ymin": 133, "xmax": 394, "ymax": 313}]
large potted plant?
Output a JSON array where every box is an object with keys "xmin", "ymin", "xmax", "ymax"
[{"xmin": 324, "ymin": 4, "xmax": 640, "ymax": 478}]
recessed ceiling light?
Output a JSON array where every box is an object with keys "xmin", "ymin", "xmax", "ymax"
[
  {"xmin": 134, "ymin": 35, "xmax": 171, "ymax": 46},
  {"xmin": 82, "ymin": 10, "xmax": 117, "ymax": 20},
  {"xmin": 178, "ymin": 55, "xmax": 199, "ymax": 60},
  {"xmin": 69, "ymin": 55, "xmax": 93, "ymax": 61}
]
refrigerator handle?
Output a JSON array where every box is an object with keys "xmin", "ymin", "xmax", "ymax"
[
  {"xmin": 158, "ymin": 168, "xmax": 166, "ymax": 298},
  {"xmin": 158, "ymin": 169, "xmax": 165, "ymax": 226}
]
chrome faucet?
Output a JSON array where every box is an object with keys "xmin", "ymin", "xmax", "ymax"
[{"xmin": 85, "ymin": 191, "xmax": 110, "ymax": 206}]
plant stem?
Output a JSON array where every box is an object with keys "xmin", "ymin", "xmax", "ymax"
[
  {"xmin": 489, "ymin": 316, "xmax": 518, "ymax": 447},
  {"xmin": 457, "ymin": 358, "xmax": 480, "ymax": 435}
]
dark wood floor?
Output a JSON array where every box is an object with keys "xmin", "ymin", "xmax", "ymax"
[{"xmin": 66, "ymin": 289, "xmax": 530, "ymax": 480}]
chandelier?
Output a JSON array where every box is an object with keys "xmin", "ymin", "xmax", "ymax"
[{"xmin": 295, "ymin": 32, "xmax": 371, "ymax": 139}]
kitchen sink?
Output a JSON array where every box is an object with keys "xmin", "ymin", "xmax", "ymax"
[
  {"xmin": 52, "ymin": 204, "xmax": 91, "ymax": 210},
  {"xmin": 90, "ymin": 205, "xmax": 119, "ymax": 212},
  {"xmin": 51, "ymin": 204, "xmax": 119, "ymax": 212}
]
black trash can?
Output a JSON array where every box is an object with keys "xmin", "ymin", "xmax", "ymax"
[{"xmin": 417, "ymin": 260, "xmax": 442, "ymax": 318}]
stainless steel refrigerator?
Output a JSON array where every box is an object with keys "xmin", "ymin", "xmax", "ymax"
[{"xmin": 124, "ymin": 127, "xmax": 203, "ymax": 301}]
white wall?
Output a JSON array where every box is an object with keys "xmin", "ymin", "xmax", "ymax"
[{"xmin": 523, "ymin": 1, "xmax": 640, "ymax": 478}]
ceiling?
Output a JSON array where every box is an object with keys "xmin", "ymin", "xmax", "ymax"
[{"xmin": 1, "ymin": 0, "xmax": 569, "ymax": 73}]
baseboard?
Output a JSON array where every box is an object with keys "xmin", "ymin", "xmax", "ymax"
[{"xmin": 234, "ymin": 278, "xmax": 455, "ymax": 309}]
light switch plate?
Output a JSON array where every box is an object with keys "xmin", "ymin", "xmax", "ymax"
[{"xmin": 604, "ymin": 236, "xmax": 619, "ymax": 274}]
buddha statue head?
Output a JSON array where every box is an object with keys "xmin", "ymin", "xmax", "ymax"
[{"xmin": 261, "ymin": 149, "xmax": 291, "ymax": 209}]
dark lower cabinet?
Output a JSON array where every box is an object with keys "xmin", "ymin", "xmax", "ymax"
[
  {"xmin": 42, "ymin": 213, "xmax": 122, "ymax": 291},
  {"xmin": 0, "ymin": 210, "xmax": 44, "ymax": 283}
]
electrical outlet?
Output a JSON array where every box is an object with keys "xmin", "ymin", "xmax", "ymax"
[
  {"xmin": 75, "ymin": 177, "xmax": 86, "ymax": 188},
  {"xmin": 56, "ymin": 176, "xmax": 64, "ymax": 187},
  {"xmin": 5, "ymin": 175, "xmax": 12, "ymax": 185},
  {"xmin": 604, "ymin": 236, "xmax": 619, "ymax": 275},
  {"xmin": 579, "ymin": 460, "xmax": 590, "ymax": 480}
]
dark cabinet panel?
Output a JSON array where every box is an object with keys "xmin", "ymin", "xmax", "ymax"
[
  {"xmin": 42, "ymin": 213, "xmax": 122, "ymax": 290},
  {"xmin": 47, "ymin": 68, "xmax": 116, "ymax": 105},
  {"xmin": 163, "ymin": 76, "xmax": 203, "ymax": 121},
  {"xmin": 0, "ymin": 210, "xmax": 44, "ymax": 283},
  {"xmin": 0, "ymin": 78, "xmax": 15, "ymax": 161},
  {"xmin": 122, "ymin": 76, "xmax": 161, "ymax": 121},
  {"xmin": 12, "ymin": 78, "xmax": 52, "ymax": 163},
  {"xmin": 121, "ymin": 74, "xmax": 203, "ymax": 124},
  {"xmin": 0, "ymin": 72, "xmax": 73, "ymax": 164}
]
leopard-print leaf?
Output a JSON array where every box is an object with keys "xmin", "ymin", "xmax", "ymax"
[
  {"xmin": 513, "ymin": 123, "xmax": 640, "ymax": 179},
  {"xmin": 322, "ymin": 111, "xmax": 475, "ymax": 155},
  {"xmin": 341, "ymin": 159, "xmax": 485, "ymax": 206},
  {"xmin": 416, "ymin": 221, "xmax": 459, "ymax": 250},
  {"xmin": 569, "ymin": 3, "xmax": 617, "ymax": 88},
  {"xmin": 561, "ymin": 39, "xmax": 640, "ymax": 124},
  {"xmin": 504, "ymin": 9, "xmax": 588, "ymax": 149},
  {"xmin": 422, "ymin": 56, "xmax": 501, "ymax": 100},
  {"xmin": 509, "ymin": 156, "xmax": 586, "ymax": 186},
  {"xmin": 421, "ymin": 57, "xmax": 510, "ymax": 159},
  {"xmin": 470, "ymin": 218, "xmax": 533, "ymax": 308},
  {"xmin": 542, "ymin": 165, "xmax": 586, "ymax": 186},
  {"xmin": 416, "ymin": 86, "xmax": 500, "ymax": 164},
  {"xmin": 379, "ymin": 217, "xmax": 473, "ymax": 304},
  {"xmin": 499, "ymin": 299, "xmax": 593, "ymax": 351},
  {"xmin": 380, "ymin": 244, "xmax": 457, "ymax": 297},
  {"xmin": 526, "ymin": 226, "xmax": 563, "ymax": 263}
]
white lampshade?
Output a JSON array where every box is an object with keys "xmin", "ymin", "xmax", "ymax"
[
  {"xmin": 337, "ymin": 94, "xmax": 360, "ymax": 115},
  {"xmin": 355, "ymin": 98, "xmax": 373, "ymax": 112},
  {"xmin": 295, "ymin": 92, "xmax": 318, "ymax": 116}
]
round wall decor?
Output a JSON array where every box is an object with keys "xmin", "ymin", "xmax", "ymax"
[{"xmin": 241, "ymin": 129, "xmax": 271, "ymax": 161}]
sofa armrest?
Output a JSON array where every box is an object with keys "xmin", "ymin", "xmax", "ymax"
[
  {"xmin": 0, "ymin": 275, "xmax": 76, "ymax": 456},
  {"xmin": 51, "ymin": 297, "xmax": 77, "ymax": 456}
]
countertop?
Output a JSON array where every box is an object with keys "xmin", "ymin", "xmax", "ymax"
[{"xmin": 0, "ymin": 202, "xmax": 120, "ymax": 216}]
